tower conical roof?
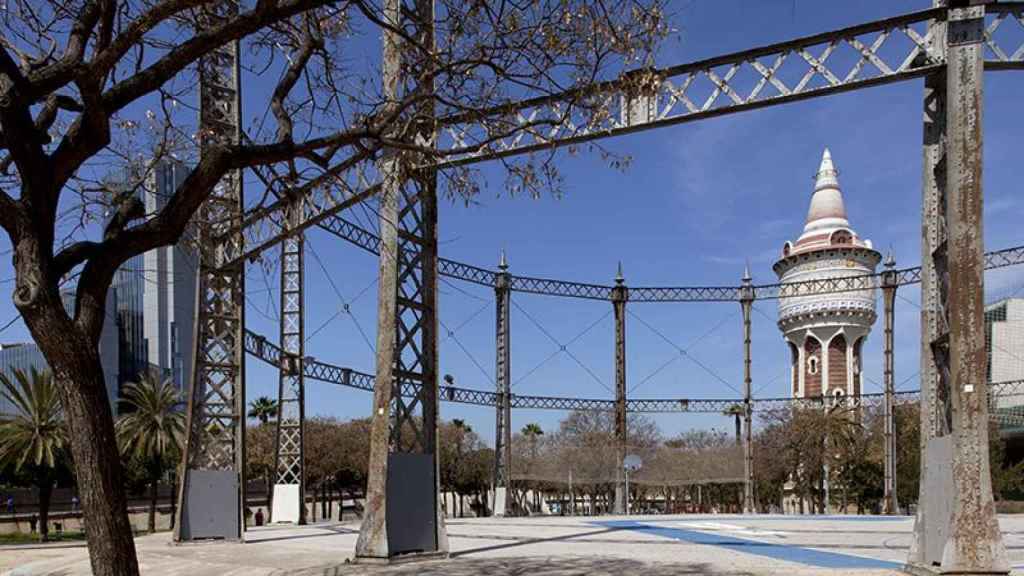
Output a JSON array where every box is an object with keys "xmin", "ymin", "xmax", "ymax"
[{"xmin": 801, "ymin": 148, "xmax": 849, "ymax": 237}]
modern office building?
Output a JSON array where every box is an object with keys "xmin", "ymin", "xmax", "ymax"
[
  {"xmin": 0, "ymin": 289, "xmax": 119, "ymax": 416},
  {"xmin": 107, "ymin": 159, "xmax": 196, "ymax": 392},
  {"xmin": 140, "ymin": 160, "xmax": 196, "ymax": 391},
  {"xmin": 2, "ymin": 159, "xmax": 195, "ymax": 418}
]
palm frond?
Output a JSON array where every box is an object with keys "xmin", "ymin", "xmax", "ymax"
[
  {"xmin": 0, "ymin": 368, "xmax": 66, "ymax": 472},
  {"xmin": 116, "ymin": 369, "xmax": 185, "ymax": 465}
]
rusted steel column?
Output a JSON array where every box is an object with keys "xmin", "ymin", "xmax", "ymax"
[
  {"xmin": 908, "ymin": 12, "xmax": 947, "ymax": 567},
  {"xmin": 910, "ymin": 3, "xmax": 1007, "ymax": 572},
  {"xmin": 355, "ymin": 0, "xmax": 401, "ymax": 557},
  {"xmin": 941, "ymin": 3, "xmax": 1007, "ymax": 571},
  {"xmin": 492, "ymin": 251, "xmax": 513, "ymax": 516},
  {"xmin": 271, "ymin": 202, "xmax": 306, "ymax": 525},
  {"xmin": 612, "ymin": 263, "xmax": 628, "ymax": 515},
  {"xmin": 356, "ymin": 0, "xmax": 448, "ymax": 560},
  {"xmin": 881, "ymin": 252, "xmax": 898, "ymax": 516},
  {"xmin": 740, "ymin": 266, "xmax": 755, "ymax": 514}
]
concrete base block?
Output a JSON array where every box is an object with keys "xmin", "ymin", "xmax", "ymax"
[
  {"xmin": 354, "ymin": 550, "xmax": 449, "ymax": 565},
  {"xmin": 492, "ymin": 487, "xmax": 507, "ymax": 517},
  {"xmin": 271, "ymin": 484, "xmax": 301, "ymax": 524}
]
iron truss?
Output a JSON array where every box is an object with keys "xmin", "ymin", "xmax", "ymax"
[
  {"xmin": 242, "ymin": 328, "xmax": 1023, "ymax": 422},
  {"xmin": 214, "ymin": 5, "xmax": 1024, "ymax": 269},
  {"xmin": 315, "ymin": 214, "xmax": 1024, "ymax": 302},
  {"xmin": 436, "ymin": 5, "xmax": 1024, "ymax": 167}
]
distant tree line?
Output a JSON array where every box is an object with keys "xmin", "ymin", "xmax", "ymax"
[{"xmin": 5, "ymin": 376, "xmax": 1024, "ymax": 536}]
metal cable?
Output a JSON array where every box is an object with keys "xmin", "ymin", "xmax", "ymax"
[
  {"xmin": 629, "ymin": 309, "xmax": 739, "ymax": 396},
  {"xmin": 627, "ymin": 309, "xmax": 742, "ymax": 396},
  {"xmin": 440, "ymin": 317, "xmax": 495, "ymax": 385},
  {"xmin": 510, "ymin": 299, "xmax": 613, "ymax": 393},
  {"xmin": 306, "ymin": 242, "xmax": 376, "ymax": 354}
]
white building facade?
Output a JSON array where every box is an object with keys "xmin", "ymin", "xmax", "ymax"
[
  {"xmin": 986, "ymin": 298, "xmax": 1024, "ymax": 410},
  {"xmin": 774, "ymin": 149, "xmax": 881, "ymax": 403}
]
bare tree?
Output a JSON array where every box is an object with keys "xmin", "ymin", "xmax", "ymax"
[{"xmin": 0, "ymin": 1, "xmax": 667, "ymax": 573}]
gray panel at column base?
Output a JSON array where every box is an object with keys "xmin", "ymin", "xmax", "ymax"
[
  {"xmin": 386, "ymin": 453, "xmax": 437, "ymax": 555},
  {"xmin": 492, "ymin": 487, "xmax": 507, "ymax": 517},
  {"xmin": 178, "ymin": 470, "xmax": 241, "ymax": 541},
  {"xmin": 911, "ymin": 436, "xmax": 954, "ymax": 570}
]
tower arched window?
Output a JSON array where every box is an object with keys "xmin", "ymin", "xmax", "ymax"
[
  {"xmin": 808, "ymin": 356, "xmax": 819, "ymax": 375},
  {"xmin": 830, "ymin": 230, "xmax": 852, "ymax": 245},
  {"xmin": 833, "ymin": 388, "xmax": 845, "ymax": 405}
]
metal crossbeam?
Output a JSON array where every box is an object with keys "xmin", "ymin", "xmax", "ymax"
[
  {"xmin": 242, "ymin": 327, "xmax": 1024, "ymax": 425},
  {"xmin": 436, "ymin": 8, "xmax": 946, "ymax": 166},
  {"xmin": 985, "ymin": 3, "xmax": 1024, "ymax": 70},
  {"xmin": 214, "ymin": 6, "xmax": 1024, "ymax": 268},
  {"xmin": 316, "ymin": 213, "xmax": 1024, "ymax": 302}
]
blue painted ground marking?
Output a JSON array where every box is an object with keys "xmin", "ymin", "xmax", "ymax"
[
  {"xmin": 733, "ymin": 515, "xmax": 908, "ymax": 522},
  {"xmin": 596, "ymin": 520, "xmax": 902, "ymax": 570}
]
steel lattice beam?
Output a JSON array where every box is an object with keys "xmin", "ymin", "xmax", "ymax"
[
  {"xmin": 315, "ymin": 212, "xmax": 1024, "ymax": 302},
  {"xmin": 244, "ymin": 334, "xmax": 1024, "ymax": 425},
  {"xmin": 437, "ymin": 8, "xmax": 946, "ymax": 166},
  {"xmin": 356, "ymin": 0, "xmax": 448, "ymax": 560},
  {"xmin": 216, "ymin": 5, "xmax": 1024, "ymax": 268}
]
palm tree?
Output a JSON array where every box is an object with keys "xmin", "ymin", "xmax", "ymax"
[
  {"xmin": 723, "ymin": 404, "xmax": 743, "ymax": 445},
  {"xmin": 248, "ymin": 396, "xmax": 279, "ymax": 424},
  {"xmin": 521, "ymin": 423, "xmax": 543, "ymax": 456},
  {"xmin": 520, "ymin": 424, "xmax": 543, "ymax": 512},
  {"xmin": 0, "ymin": 367, "xmax": 67, "ymax": 541},
  {"xmin": 116, "ymin": 370, "xmax": 184, "ymax": 533}
]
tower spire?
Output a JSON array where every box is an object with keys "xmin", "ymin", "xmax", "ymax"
[{"xmin": 803, "ymin": 147, "xmax": 849, "ymax": 236}]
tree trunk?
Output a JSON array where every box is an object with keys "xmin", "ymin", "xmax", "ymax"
[
  {"xmin": 148, "ymin": 480, "xmax": 158, "ymax": 533},
  {"xmin": 38, "ymin": 477, "xmax": 52, "ymax": 542},
  {"xmin": 169, "ymin": 476, "xmax": 177, "ymax": 530},
  {"xmin": 321, "ymin": 483, "xmax": 328, "ymax": 520},
  {"xmin": 311, "ymin": 482, "xmax": 318, "ymax": 522},
  {"xmin": 26, "ymin": 303, "xmax": 139, "ymax": 576}
]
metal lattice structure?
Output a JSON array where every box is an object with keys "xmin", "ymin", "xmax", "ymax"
[
  {"xmin": 208, "ymin": 5, "xmax": 1024, "ymax": 273},
  {"xmin": 492, "ymin": 256, "xmax": 513, "ymax": 516},
  {"xmin": 355, "ymin": 0, "xmax": 448, "ymax": 560},
  {"xmin": 612, "ymin": 267, "xmax": 628, "ymax": 515},
  {"xmin": 271, "ymin": 201, "xmax": 306, "ymax": 524},
  {"xmin": 175, "ymin": 2, "xmax": 245, "ymax": 542},
  {"xmin": 176, "ymin": 2, "xmax": 1024, "ymax": 570},
  {"xmin": 313, "ymin": 212, "xmax": 1024, "ymax": 303},
  {"xmin": 242, "ymin": 327, "xmax": 1024, "ymax": 420}
]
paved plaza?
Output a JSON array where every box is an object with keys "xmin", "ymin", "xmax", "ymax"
[{"xmin": 4, "ymin": 514, "xmax": 1024, "ymax": 575}]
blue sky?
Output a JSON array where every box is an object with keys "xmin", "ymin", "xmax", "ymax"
[{"xmin": 3, "ymin": 1, "xmax": 1023, "ymax": 446}]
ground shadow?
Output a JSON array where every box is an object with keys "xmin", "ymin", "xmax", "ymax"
[{"xmin": 290, "ymin": 556, "xmax": 754, "ymax": 576}]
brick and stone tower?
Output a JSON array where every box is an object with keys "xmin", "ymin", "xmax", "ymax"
[{"xmin": 773, "ymin": 148, "xmax": 881, "ymax": 402}]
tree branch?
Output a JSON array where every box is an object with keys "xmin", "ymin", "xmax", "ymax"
[
  {"xmin": 101, "ymin": 0, "xmax": 335, "ymax": 114},
  {"xmin": 23, "ymin": 0, "xmax": 103, "ymax": 100}
]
